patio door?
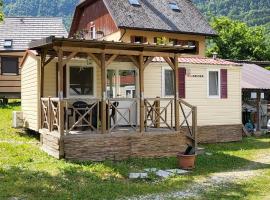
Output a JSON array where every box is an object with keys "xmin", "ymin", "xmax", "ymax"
[{"xmin": 107, "ymin": 68, "xmax": 138, "ymax": 126}]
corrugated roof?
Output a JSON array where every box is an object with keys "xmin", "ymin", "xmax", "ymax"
[
  {"xmin": 153, "ymin": 57, "xmax": 241, "ymax": 66},
  {"xmin": 0, "ymin": 17, "xmax": 68, "ymax": 51},
  {"xmin": 241, "ymin": 63, "xmax": 270, "ymax": 90},
  {"xmin": 104, "ymin": 0, "xmax": 216, "ymax": 36}
]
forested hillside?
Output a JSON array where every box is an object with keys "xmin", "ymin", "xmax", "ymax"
[
  {"xmin": 3, "ymin": 0, "xmax": 270, "ymax": 31},
  {"xmin": 193, "ymin": 0, "xmax": 270, "ymax": 31},
  {"xmin": 3, "ymin": 0, "xmax": 78, "ymax": 29}
]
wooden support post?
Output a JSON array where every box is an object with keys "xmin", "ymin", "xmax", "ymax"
[
  {"xmin": 40, "ymin": 50, "xmax": 46, "ymax": 98},
  {"xmin": 57, "ymin": 49, "xmax": 65, "ymax": 158},
  {"xmin": 48, "ymin": 97, "xmax": 52, "ymax": 132},
  {"xmin": 174, "ymin": 54, "xmax": 180, "ymax": 131},
  {"xmin": 192, "ymin": 106, "xmax": 198, "ymax": 150},
  {"xmin": 139, "ymin": 54, "xmax": 145, "ymax": 133},
  {"xmin": 57, "ymin": 49, "xmax": 64, "ymax": 99},
  {"xmin": 58, "ymin": 100, "xmax": 64, "ymax": 136},
  {"xmin": 154, "ymin": 97, "xmax": 160, "ymax": 128},
  {"xmin": 256, "ymin": 91, "xmax": 261, "ymax": 131},
  {"xmin": 101, "ymin": 53, "xmax": 107, "ymax": 134}
]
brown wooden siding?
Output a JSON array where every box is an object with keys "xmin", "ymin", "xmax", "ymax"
[
  {"xmin": 0, "ymin": 55, "xmax": 22, "ymax": 97},
  {"xmin": 71, "ymin": 0, "xmax": 118, "ymax": 38}
]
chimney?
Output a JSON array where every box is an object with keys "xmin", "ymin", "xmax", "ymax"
[{"xmin": 212, "ymin": 52, "xmax": 218, "ymax": 60}]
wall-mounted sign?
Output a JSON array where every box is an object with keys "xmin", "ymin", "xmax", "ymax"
[
  {"xmin": 186, "ymin": 69, "xmax": 204, "ymax": 78},
  {"xmin": 189, "ymin": 75, "xmax": 204, "ymax": 78}
]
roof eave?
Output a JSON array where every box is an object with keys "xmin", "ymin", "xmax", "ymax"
[{"xmin": 118, "ymin": 26, "xmax": 218, "ymax": 37}]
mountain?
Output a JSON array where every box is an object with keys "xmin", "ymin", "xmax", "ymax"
[
  {"xmin": 193, "ymin": 0, "xmax": 270, "ymax": 31},
  {"xmin": 3, "ymin": 0, "xmax": 79, "ymax": 30},
  {"xmin": 3, "ymin": 0, "xmax": 270, "ymax": 31}
]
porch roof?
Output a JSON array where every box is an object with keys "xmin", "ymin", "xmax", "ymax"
[{"xmin": 29, "ymin": 36, "xmax": 195, "ymax": 57}]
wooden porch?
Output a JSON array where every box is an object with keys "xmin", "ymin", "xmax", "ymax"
[{"xmin": 30, "ymin": 37, "xmax": 198, "ymax": 160}]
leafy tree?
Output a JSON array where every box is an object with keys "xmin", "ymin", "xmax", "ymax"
[
  {"xmin": 0, "ymin": 0, "xmax": 3, "ymax": 21},
  {"xmin": 207, "ymin": 17, "xmax": 270, "ymax": 61}
]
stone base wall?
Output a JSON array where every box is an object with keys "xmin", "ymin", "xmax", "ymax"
[
  {"xmin": 39, "ymin": 124, "xmax": 243, "ymax": 161},
  {"xmin": 198, "ymin": 124, "xmax": 242, "ymax": 144},
  {"xmin": 40, "ymin": 129, "xmax": 62, "ymax": 159},
  {"xmin": 63, "ymin": 132, "xmax": 188, "ymax": 161}
]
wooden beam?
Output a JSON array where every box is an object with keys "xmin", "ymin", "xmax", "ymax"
[
  {"xmin": 44, "ymin": 55, "xmax": 56, "ymax": 67},
  {"xmin": 87, "ymin": 53, "xmax": 101, "ymax": 67},
  {"xmin": 144, "ymin": 56, "xmax": 154, "ymax": 69},
  {"xmin": 59, "ymin": 46, "xmax": 176, "ymax": 58},
  {"xmin": 127, "ymin": 55, "xmax": 140, "ymax": 68},
  {"xmin": 100, "ymin": 53, "xmax": 107, "ymax": 134},
  {"xmin": 63, "ymin": 52, "xmax": 78, "ymax": 66},
  {"xmin": 163, "ymin": 57, "xmax": 175, "ymax": 70},
  {"xmin": 106, "ymin": 54, "xmax": 118, "ymax": 67},
  {"xmin": 174, "ymin": 54, "xmax": 180, "ymax": 131},
  {"xmin": 139, "ymin": 54, "xmax": 145, "ymax": 133}
]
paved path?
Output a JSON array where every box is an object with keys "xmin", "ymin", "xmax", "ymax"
[{"xmin": 123, "ymin": 154, "xmax": 270, "ymax": 200}]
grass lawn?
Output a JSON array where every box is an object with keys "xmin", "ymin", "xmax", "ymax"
[{"xmin": 1, "ymin": 101, "xmax": 270, "ymax": 200}]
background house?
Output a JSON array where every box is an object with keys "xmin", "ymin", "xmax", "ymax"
[
  {"xmin": 0, "ymin": 17, "xmax": 67, "ymax": 103},
  {"xmin": 241, "ymin": 63, "xmax": 270, "ymax": 131}
]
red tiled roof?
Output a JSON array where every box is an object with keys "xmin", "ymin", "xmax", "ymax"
[{"xmin": 153, "ymin": 57, "xmax": 241, "ymax": 66}]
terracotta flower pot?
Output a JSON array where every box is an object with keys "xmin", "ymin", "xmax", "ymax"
[{"xmin": 177, "ymin": 153, "xmax": 196, "ymax": 170}]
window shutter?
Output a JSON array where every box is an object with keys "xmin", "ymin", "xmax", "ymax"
[
  {"xmin": 130, "ymin": 36, "xmax": 135, "ymax": 43},
  {"xmin": 178, "ymin": 68, "xmax": 186, "ymax": 98},
  {"xmin": 153, "ymin": 37, "xmax": 157, "ymax": 43},
  {"xmin": 221, "ymin": 69, "xmax": 228, "ymax": 99}
]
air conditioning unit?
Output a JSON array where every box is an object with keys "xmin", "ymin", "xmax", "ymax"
[{"xmin": 12, "ymin": 111, "xmax": 24, "ymax": 128}]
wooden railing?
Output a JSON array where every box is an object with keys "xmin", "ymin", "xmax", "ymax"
[
  {"xmin": 178, "ymin": 99, "xmax": 197, "ymax": 145},
  {"xmin": 41, "ymin": 97, "xmax": 197, "ymax": 147},
  {"xmin": 107, "ymin": 98, "xmax": 138, "ymax": 133},
  {"xmin": 144, "ymin": 98, "xmax": 174, "ymax": 131},
  {"xmin": 41, "ymin": 98, "xmax": 62, "ymax": 133},
  {"xmin": 64, "ymin": 98, "xmax": 101, "ymax": 135}
]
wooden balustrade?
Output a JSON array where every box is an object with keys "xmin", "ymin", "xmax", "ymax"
[
  {"xmin": 144, "ymin": 98, "xmax": 174, "ymax": 131},
  {"xmin": 178, "ymin": 99, "xmax": 197, "ymax": 147},
  {"xmin": 107, "ymin": 98, "xmax": 138, "ymax": 133},
  {"xmin": 41, "ymin": 98, "xmax": 50, "ymax": 130},
  {"xmin": 64, "ymin": 98, "xmax": 101, "ymax": 135},
  {"xmin": 41, "ymin": 97, "xmax": 197, "ymax": 149},
  {"xmin": 41, "ymin": 98, "xmax": 61, "ymax": 133}
]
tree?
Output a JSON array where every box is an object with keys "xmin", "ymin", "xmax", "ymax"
[
  {"xmin": 207, "ymin": 17, "xmax": 270, "ymax": 61},
  {"xmin": 0, "ymin": 0, "xmax": 3, "ymax": 22}
]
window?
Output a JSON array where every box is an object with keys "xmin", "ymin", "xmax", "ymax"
[
  {"xmin": 89, "ymin": 25, "xmax": 96, "ymax": 39},
  {"xmin": 131, "ymin": 36, "xmax": 147, "ymax": 43},
  {"xmin": 169, "ymin": 2, "xmax": 180, "ymax": 12},
  {"xmin": 163, "ymin": 69, "xmax": 174, "ymax": 96},
  {"xmin": 208, "ymin": 70, "xmax": 220, "ymax": 98},
  {"xmin": 68, "ymin": 66, "xmax": 94, "ymax": 97},
  {"xmin": 129, "ymin": 0, "xmax": 140, "ymax": 6},
  {"xmin": 1, "ymin": 57, "xmax": 19, "ymax": 74},
  {"xmin": 4, "ymin": 40, "xmax": 13, "ymax": 48}
]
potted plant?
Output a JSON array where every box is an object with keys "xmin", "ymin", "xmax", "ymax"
[{"xmin": 177, "ymin": 145, "xmax": 196, "ymax": 170}]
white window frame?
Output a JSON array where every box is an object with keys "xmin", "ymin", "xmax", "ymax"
[
  {"xmin": 107, "ymin": 64, "xmax": 139, "ymax": 98},
  {"xmin": 162, "ymin": 66, "xmax": 174, "ymax": 97},
  {"xmin": 207, "ymin": 69, "xmax": 220, "ymax": 98},
  {"xmin": 90, "ymin": 25, "xmax": 96, "ymax": 39},
  {"xmin": 66, "ymin": 62, "xmax": 96, "ymax": 99}
]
